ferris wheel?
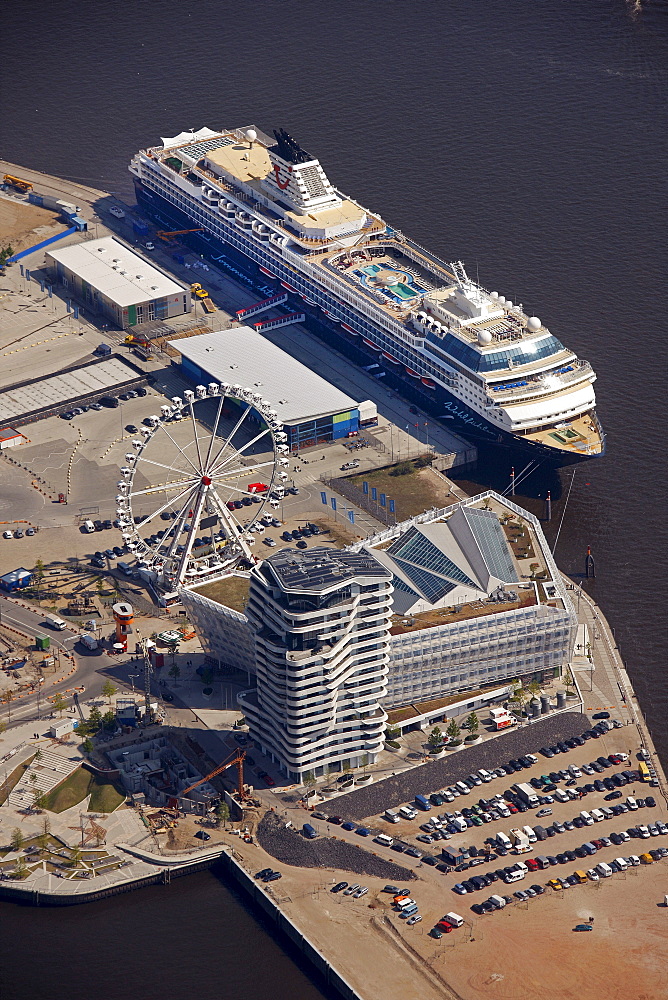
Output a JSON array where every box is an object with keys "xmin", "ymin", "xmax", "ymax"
[{"xmin": 115, "ymin": 382, "xmax": 289, "ymax": 589}]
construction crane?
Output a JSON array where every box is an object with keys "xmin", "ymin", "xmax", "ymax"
[
  {"xmin": 182, "ymin": 749, "xmax": 247, "ymax": 800},
  {"xmin": 156, "ymin": 228, "xmax": 205, "ymax": 241},
  {"xmin": 72, "ymin": 691, "xmax": 86, "ymax": 723},
  {"xmin": 3, "ymin": 173, "xmax": 33, "ymax": 193}
]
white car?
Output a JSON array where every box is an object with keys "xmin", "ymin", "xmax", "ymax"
[
  {"xmin": 109, "ymin": 206, "xmax": 125, "ymax": 218},
  {"xmin": 3, "ymin": 530, "xmax": 13, "ymax": 539},
  {"xmin": 586, "ymin": 869, "xmax": 599, "ymax": 881}
]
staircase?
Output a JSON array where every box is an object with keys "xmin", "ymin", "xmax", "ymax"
[{"xmin": 8, "ymin": 747, "xmax": 82, "ymax": 810}]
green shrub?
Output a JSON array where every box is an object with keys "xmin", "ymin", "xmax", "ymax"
[{"xmin": 385, "ymin": 740, "xmax": 401, "ymax": 750}]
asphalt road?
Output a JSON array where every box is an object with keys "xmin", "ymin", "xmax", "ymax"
[{"xmin": 0, "ymin": 595, "xmax": 111, "ymax": 724}]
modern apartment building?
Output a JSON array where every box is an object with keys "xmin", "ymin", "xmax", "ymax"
[
  {"xmin": 181, "ymin": 491, "xmax": 577, "ymax": 779},
  {"xmin": 237, "ymin": 547, "xmax": 392, "ymax": 782}
]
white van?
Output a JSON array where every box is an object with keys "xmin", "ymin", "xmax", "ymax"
[
  {"xmin": 595, "ymin": 862, "xmax": 613, "ymax": 878},
  {"xmin": 399, "ymin": 806, "xmax": 417, "ymax": 820},
  {"xmin": 396, "ymin": 897, "xmax": 416, "ymax": 910},
  {"xmin": 442, "ymin": 912, "xmax": 464, "ymax": 928},
  {"xmin": 580, "ymin": 810, "xmax": 594, "ymax": 826},
  {"xmin": 45, "ymin": 613, "xmax": 66, "ymax": 630},
  {"xmin": 523, "ymin": 825, "xmax": 537, "ymax": 844},
  {"xmin": 374, "ymin": 833, "xmax": 394, "ymax": 847},
  {"xmin": 455, "ymin": 781, "xmax": 470, "ymax": 795},
  {"xmin": 452, "ymin": 816, "xmax": 468, "ymax": 833},
  {"xmin": 478, "ymin": 769, "xmax": 493, "ymax": 783},
  {"xmin": 590, "ymin": 808, "xmax": 605, "ymax": 823},
  {"xmin": 82, "ymin": 519, "xmax": 95, "ymax": 533},
  {"xmin": 497, "ymin": 831, "xmax": 512, "ymax": 851},
  {"xmin": 568, "ymin": 763, "xmax": 582, "ymax": 779},
  {"xmin": 553, "ymin": 788, "xmax": 569, "ymax": 803},
  {"xmin": 614, "ymin": 857, "xmax": 628, "ymax": 872}
]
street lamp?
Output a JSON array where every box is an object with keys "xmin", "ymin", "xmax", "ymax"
[{"xmin": 129, "ymin": 673, "xmax": 139, "ymax": 693}]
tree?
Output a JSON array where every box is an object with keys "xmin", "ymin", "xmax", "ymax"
[
  {"xmin": 102, "ymin": 710, "xmax": 116, "ymax": 731},
  {"xmin": 68, "ymin": 846, "xmax": 81, "ymax": 868},
  {"xmin": 37, "ymin": 816, "xmax": 50, "ymax": 852},
  {"xmin": 0, "ymin": 245, "xmax": 15, "ymax": 267},
  {"xmin": 428, "ymin": 725, "xmax": 443, "ymax": 748},
  {"xmin": 361, "ymin": 753, "xmax": 369, "ymax": 774},
  {"xmin": 0, "ymin": 717, "xmax": 6, "ymax": 738},
  {"xmin": 10, "ymin": 828, "xmax": 24, "ymax": 852},
  {"xmin": 96, "ymin": 576, "xmax": 105, "ymax": 598},
  {"xmin": 463, "ymin": 711, "xmax": 479, "ymax": 736},
  {"xmin": 102, "ymin": 680, "xmax": 117, "ymax": 705},
  {"xmin": 168, "ymin": 663, "xmax": 180, "ymax": 683},
  {"xmin": 216, "ymin": 801, "xmax": 230, "ymax": 828},
  {"xmin": 89, "ymin": 705, "xmax": 102, "ymax": 726},
  {"xmin": 527, "ymin": 679, "xmax": 541, "ymax": 699},
  {"xmin": 201, "ymin": 666, "xmax": 214, "ymax": 686},
  {"xmin": 34, "ymin": 558, "xmax": 46, "ymax": 602},
  {"xmin": 14, "ymin": 855, "xmax": 28, "ymax": 879},
  {"xmin": 3, "ymin": 690, "xmax": 14, "ymax": 722},
  {"xmin": 52, "ymin": 692, "xmax": 68, "ymax": 717},
  {"xmin": 303, "ymin": 771, "xmax": 316, "ymax": 787},
  {"xmin": 509, "ymin": 678, "xmax": 527, "ymax": 715},
  {"xmin": 563, "ymin": 667, "xmax": 575, "ymax": 695},
  {"xmin": 33, "ymin": 788, "xmax": 47, "ymax": 812},
  {"xmin": 446, "ymin": 718, "xmax": 460, "ymax": 741},
  {"xmin": 168, "ymin": 642, "xmax": 180, "ymax": 665},
  {"xmin": 385, "ymin": 726, "xmax": 401, "ymax": 741},
  {"xmin": 82, "ymin": 738, "xmax": 94, "ymax": 753}
]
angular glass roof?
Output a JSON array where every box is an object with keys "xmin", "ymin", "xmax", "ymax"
[
  {"xmin": 463, "ymin": 508, "xmax": 518, "ymax": 583},
  {"xmin": 388, "ymin": 527, "xmax": 476, "ymax": 587}
]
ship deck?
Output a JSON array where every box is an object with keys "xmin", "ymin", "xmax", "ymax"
[{"xmin": 522, "ymin": 412, "xmax": 603, "ymax": 455}]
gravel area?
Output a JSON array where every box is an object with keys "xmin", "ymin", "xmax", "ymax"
[
  {"xmin": 256, "ymin": 811, "xmax": 416, "ymax": 880},
  {"xmin": 332, "ymin": 711, "xmax": 591, "ymax": 822}
]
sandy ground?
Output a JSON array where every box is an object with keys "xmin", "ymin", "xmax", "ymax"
[{"xmin": 0, "ymin": 197, "xmax": 64, "ymax": 253}]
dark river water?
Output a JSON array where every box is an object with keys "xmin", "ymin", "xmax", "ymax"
[{"xmin": 1, "ymin": 1, "xmax": 666, "ymax": 994}]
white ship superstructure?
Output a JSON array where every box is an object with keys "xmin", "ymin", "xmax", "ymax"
[{"xmin": 130, "ymin": 124, "xmax": 604, "ymax": 463}]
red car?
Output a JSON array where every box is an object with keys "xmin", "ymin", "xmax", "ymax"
[
  {"xmin": 436, "ymin": 921, "xmax": 454, "ymax": 933},
  {"xmin": 526, "ymin": 858, "xmax": 540, "ymax": 871},
  {"xmin": 507, "ymin": 803, "xmax": 518, "ymax": 814},
  {"xmin": 259, "ymin": 772, "xmax": 275, "ymax": 787}
]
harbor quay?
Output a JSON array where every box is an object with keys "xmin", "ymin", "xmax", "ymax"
[{"xmin": 0, "ymin": 161, "xmax": 665, "ymax": 1000}]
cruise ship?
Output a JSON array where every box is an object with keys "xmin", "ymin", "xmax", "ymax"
[{"xmin": 129, "ymin": 125, "xmax": 604, "ymax": 465}]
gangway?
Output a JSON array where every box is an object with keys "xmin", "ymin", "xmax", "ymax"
[
  {"xmin": 156, "ymin": 228, "xmax": 205, "ymax": 241},
  {"xmin": 236, "ymin": 293, "xmax": 288, "ymax": 322},
  {"xmin": 253, "ymin": 312, "xmax": 305, "ymax": 333}
]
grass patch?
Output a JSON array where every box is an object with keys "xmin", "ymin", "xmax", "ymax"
[
  {"xmin": 41, "ymin": 768, "xmax": 125, "ymax": 814},
  {"xmin": 88, "ymin": 777, "xmax": 125, "ymax": 813},
  {"xmin": 194, "ymin": 573, "xmax": 250, "ymax": 612},
  {"xmin": 0, "ymin": 754, "xmax": 36, "ymax": 807},
  {"xmin": 41, "ymin": 767, "xmax": 92, "ymax": 813},
  {"xmin": 348, "ymin": 465, "xmax": 450, "ymax": 521}
]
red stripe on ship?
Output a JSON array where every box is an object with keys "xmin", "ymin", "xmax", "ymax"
[
  {"xmin": 342, "ymin": 323, "xmax": 359, "ymax": 335},
  {"xmin": 382, "ymin": 352, "xmax": 400, "ymax": 364},
  {"xmin": 406, "ymin": 367, "xmax": 421, "ymax": 378},
  {"xmin": 259, "ymin": 266, "xmax": 276, "ymax": 278},
  {"xmin": 280, "ymin": 281, "xmax": 297, "ymax": 292},
  {"xmin": 421, "ymin": 377, "xmax": 436, "ymax": 389},
  {"xmin": 363, "ymin": 339, "xmax": 381, "ymax": 352}
]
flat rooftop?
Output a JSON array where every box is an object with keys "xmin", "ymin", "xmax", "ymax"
[
  {"xmin": 47, "ymin": 236, "xmax": 187, "ymax": 308},
  {"xmin": 170, "ymin": 326, "xmax": 360, "ymax": 424},
  {"xmin": 0, "ymin": 357, "xmax": 141, "ymax": 423},
  {"xmin": 264, "ymin": 546, "xmax": 390, "ymax": 593}
]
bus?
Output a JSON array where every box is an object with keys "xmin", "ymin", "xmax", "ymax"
[{"xmin": 639, "ymin": 762, "xmax": 651, "ymax": 782}]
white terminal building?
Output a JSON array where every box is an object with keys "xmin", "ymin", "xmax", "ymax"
[
  {"xmin": 46, "ymin": 236, "xmax": 192, "ymax": 329},
  {"xmin": 181, "ymin": 492, "xmax": 577, "ymax": 781}
]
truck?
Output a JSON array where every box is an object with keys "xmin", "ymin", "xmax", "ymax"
[
  {"xmin": 384, "ymin": 808, "xmax": 401, "ymax": 824},
  {"xmin": 94, "ymin": 343, "xmax": 112, "ymax": 357},
  {"xmin": 302, "ymin": 823, "xmax": 318, "ymax": 839},
  {"xmin": 533, "ymin": 825, "xmax": 548, "ymax": 842},
  {"xmin": 514, "ymin": 782, "xmax": 539, "ymax": 809},
  {"xmin": 489, "ymin": 706, "xmax": 517, "ymax": 730},
  {"xmin": 79, "ymin": 633, "xmax": 99, "ymax": 650},
  {"xmin": 415, "ymin": 794, "xmax": 431, "ymax": 812},
  {"xmin": 510, "ymin": 828, "xmax": 531, "ymax": 853},
  {"xmin": 45, "ymin": 613, "xmax": 66, "ymax": 631}
]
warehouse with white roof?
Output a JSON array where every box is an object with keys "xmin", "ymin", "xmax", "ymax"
[
  {"xmin": 46, "ymin": 236, "xmax": 191, "ymax": 328},
  {"xmin": 171, "ymin": 327, "xmax": 375, "ymax": 449}
]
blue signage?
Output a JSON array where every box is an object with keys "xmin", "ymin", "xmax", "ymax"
[
  {"xmin": 379, "ymin": 493, "xmax": 386, "ymax": 507},
  {"xmin": 371, "ymin": 487, "xmax": 377, "ymax": 502},
  {"xmin": 331, "ymin": 497, "xmax": 337, "ymax": 511},
  {"xmin": 320, "ymin": 491, "xmax": 327, "ymax": 505},
  {"xmin": 362, "ymin": 481, "xmax": 369, "ymax": 496},
  {"xmin": 389, "ymin": 498, "xmax": 395, "ymax": 513},
  {"xmin": 348, "ymin": 510, "xmax": 355, "ymax": 524}
]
